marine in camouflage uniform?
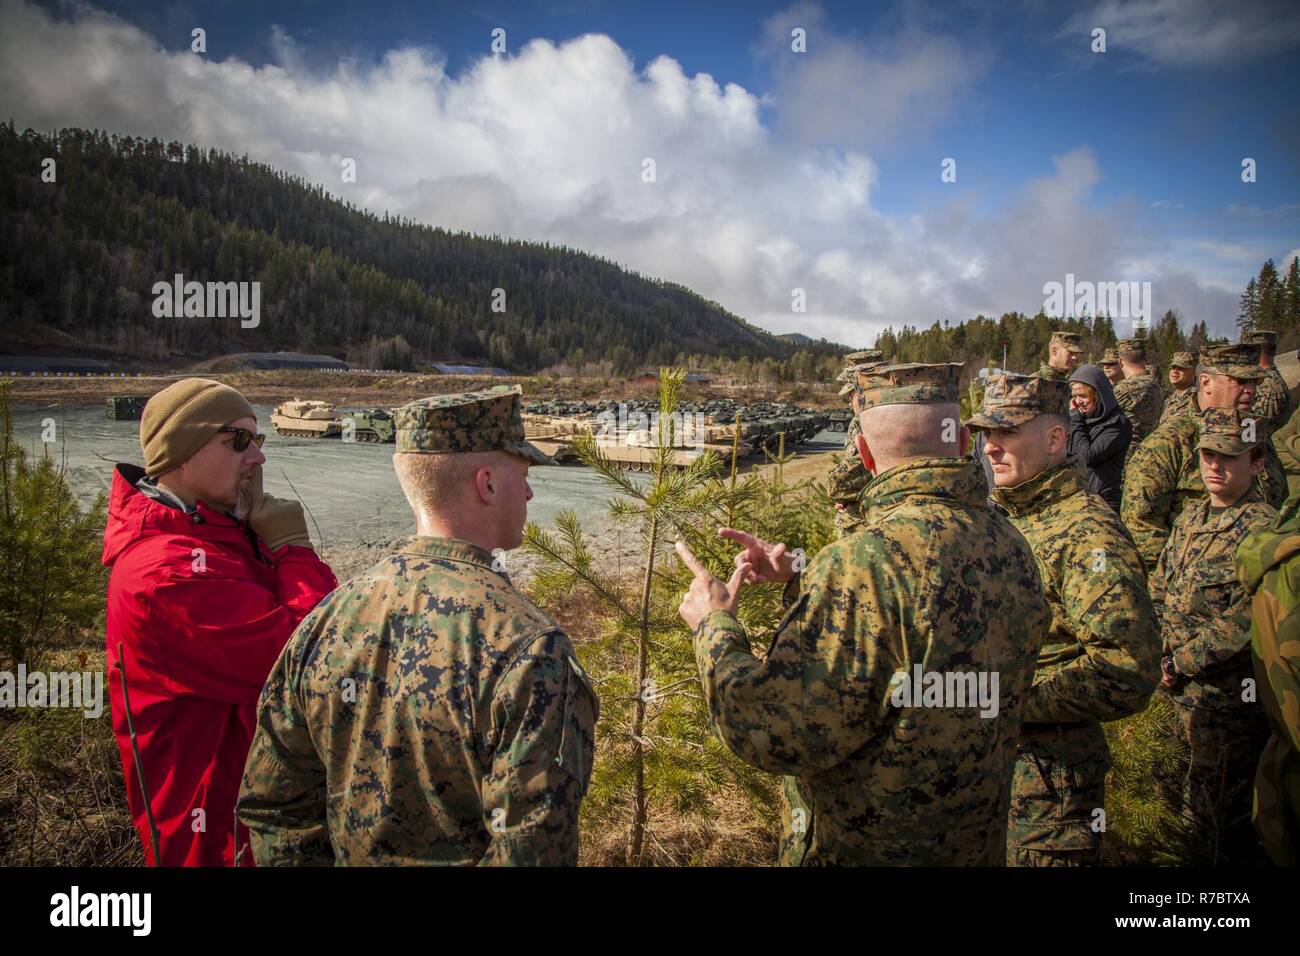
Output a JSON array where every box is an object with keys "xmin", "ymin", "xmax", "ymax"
[
  {"xmin": 1035, "ymin": 330, "xmax": 1083, "ymax": 381},
  {"xmin": 695, "ymin": 363, "xmax": 1050, "ymax": 865},
  {"xmin": 1243, "ymin": 330, "xmax": 1294, "ymax": 432},
  {"xmin": 237, "ymin": 388, "xmax": 598, "ymax": 865},
  {"xmin": 1111, "ymin": 337, "xmax": 1166, "ymax": 466},
  {"xmin": 1237, "ymin": 492, "xmax": 1300, "ymax": 865},
  {"xmin": 827, "ymin": 350, "xmax": 883, "ymax": 537},
  {"xmin": 1122, "ymin": 343, "xmax": 1288, "ymax": 571},
  {"xmin": 1272, "ymin": 405, "xmax": 1300, "ymax": 499},
  {"xmin": 1099, "ymin": 348, "xmax": 1124, "ymax": 386},
  {"xmin": 969, "ymin": 374, "xmax": 1159, "ymax": 866},
  {"xmin": 1158, "ymin": 351, "xmax": 1198, "ymax": 426},
  {"xmin": 1150, "ymin": 409, "xmax": 1274, "ymax": 860}
]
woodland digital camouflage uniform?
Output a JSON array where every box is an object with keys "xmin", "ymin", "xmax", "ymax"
[
  {"xmin": 970, "ymin": 374, "xmax": 1159, "ymax": 866},
  {"xmin": 1122, "ymin": 345, "xmax": 1287, "ymax": 571},
  {"xmin": 1150, "ymin": 408, "xmax": 1274, "ymax": 855},
  {"xmin": 1243, "ymin": 330, "xmax": 1294, "ymax": 432},
  {"xmin": 696, "ymin": 363, "xmax": 1049, "ymax": 865},
  {"xmin": 237, "ymin": 390, "xmax": 596, "ymax": 866},
  {"xmin": 1272, "ymin": 405, "xmax": 1300, "ymax": 499},
  {"xmin": 1111, "ymin": 339, "xmax": 1165, "ymax": 465},
  {"xmin": 1158, "ymin": 352, "xmax": 1197, "ymax": 426},
  {"xmin": 1237, "ymin": 494, "xmax": 1300, "ymax": 866},
  {"xmin": 827, "ymin": 350, "xmax": 882, "ymax": 537},
  {"xmin": 1035, "ymin": 330, "xmax": 1082, "ymax": 381}
]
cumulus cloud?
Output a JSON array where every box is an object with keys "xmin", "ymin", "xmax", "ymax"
[
  {"xmin": 755, "ymin": 1, "xmax": 989, "ymax": 150},
  {"xmin": 0, "ymin": 0, "xmax": 1252, "ymax": 345},
  {"xmin": 1062, "ymin": 0, "xmax": 1300, "ymax": 68}
]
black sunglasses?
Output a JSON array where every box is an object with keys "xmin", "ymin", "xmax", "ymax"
[{"xmin": 218, "ymin": 426, "xmax": 266, "ymax": 452}]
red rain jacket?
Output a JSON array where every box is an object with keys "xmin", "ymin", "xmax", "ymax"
[{"xmin": 102, "ymin": 464, "xmax": 337, "ymax": 866}]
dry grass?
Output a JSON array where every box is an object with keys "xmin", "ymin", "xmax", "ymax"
[{"xmin": 0, "ymin": 646, "xmax": 140, "ymax": 866}]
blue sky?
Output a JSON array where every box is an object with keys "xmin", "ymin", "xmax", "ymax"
[{"xmin": 6, "ymin": 0, "xmax": 1300, "ymax": 344}]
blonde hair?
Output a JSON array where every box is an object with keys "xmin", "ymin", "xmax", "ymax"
[
  {"xmin": 1071, "ymin": 382, "xmax": 1098, "ymax": 407},
  {"xmin": 392, "ymin": 450, "xmax": 499, "ymax": 514}
]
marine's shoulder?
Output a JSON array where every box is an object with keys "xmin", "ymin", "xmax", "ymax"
[
  {"xmin": 1234, "ymin": 500, "xmax": 1280, "ymax": 530},
  {"xmin": 313, "ymin": 548, "xmax": 557, "ymax": 636},
  {"xmin": 1045, "ymin": 489, "xmax": 1141, "ymax": 557}
]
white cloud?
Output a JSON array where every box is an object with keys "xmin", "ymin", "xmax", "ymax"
[
  {"xmin": 0, "ymin": 0, "xmax": 1254, "ymax": 347},
  {"xmin": 756, "ymin": 1, "xmax": 988, "ymax": 149},
  {"xmin": 1063, "ymin": 0, "xmax": 1300, "ymax": 68}
]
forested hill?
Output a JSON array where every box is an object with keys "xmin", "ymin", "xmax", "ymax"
[{"xmin": 0, "ymin": 124, "xmax": 844, "ymax": 372}]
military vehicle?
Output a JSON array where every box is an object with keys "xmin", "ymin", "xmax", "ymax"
[
  {"xmin": 343, "ymin": 408, "xmax": 395, "ymax": 443},
  {"xmin": 825, "ymin": 409, "xmax": 854, "ymax": 432},
  {"xmin": 271, "ymin": 399, "xmax": 343, "ymax": 438},
  {"xmin": 106, "ymin": 396, "xmax": 148, "ymax": 421}
]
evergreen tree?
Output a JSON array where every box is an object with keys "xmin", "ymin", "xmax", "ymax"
[{"xmin": 1239, "ymin": 277, "xmax": 1259, "ymax": 333}]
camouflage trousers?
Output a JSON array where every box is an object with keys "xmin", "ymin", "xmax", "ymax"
[
  {"xmin": 1166, "ymin": 701, "xmax": 1269, "ymax": 864},
  {"xmin": 1007, "ymin": 723, "xmax": 1108, "ymax": 867}
]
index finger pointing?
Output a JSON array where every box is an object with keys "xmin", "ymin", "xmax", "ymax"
[
  {"xmin": 675, "ymin": 540, "xmax": 711, "ymax": 579},
  {"xmin": 717, "ymin": 527, "xmax": 758, "ymax": 549}
]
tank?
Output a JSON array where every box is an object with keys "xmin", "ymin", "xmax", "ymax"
[
  {"xmin": 106, "ymin": 396, "xmax": 149, "ymax": 421},
  {"xmin": 343, "ymin": 409, "xmax": 395, "ymax": 444},
  {"xmin": 271, "ymin": 399, "xmax": 343, "ymax": 438}
]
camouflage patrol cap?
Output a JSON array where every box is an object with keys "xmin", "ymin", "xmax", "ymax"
[
  {"xmin": 1117, "ymin": 337, "xmax": 1147, "ymax": 361},
  {"xmin": 966, "ymin": 373, "xmax": 1071, "ymax": 430},
  {"xmin": 1100, "ymin": 348, "xmax": 1120, "ymax": 366},
  {"xmin": 844, "ymin": 349, "xmax": 883, "ymax": 365},
  {"xmin": 838, "ymin": 351, "xmax": 886, "ymax": 395},
  {"xmin": 1050, "ymin": 331, "xmax": 1084, "ymax": 353},
  {"xmin": 1170, "ymin": 351, "xmax": 1196, "ymax": 369},
  {"xmin": 394, "ymin": 386, "xmax": 556, "ymax": 464},
  {"xmin": 1199, "ymin": 343, "xmax": 1265, "ymax": 380},
  {"xmin": 1242, "ymin": 329, "xmax": 1278, "ymax": 348},
  {"xmin": 1196, "ymin": 407, "xmax": 1267, "ymax": 456},
  {"xmin": 854, "ymin": 362, "xmax": 962, "ymax": 409}
]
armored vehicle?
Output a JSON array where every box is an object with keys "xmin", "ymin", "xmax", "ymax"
[
  {"xmin": 271, "ymin": 399, "xmax": 343, "ymax": 438},
  {"xmin": 106, "ymin": 396, "xmax": 149, "ymax": 421},
  {"xmin": 343, "ymin": 408, "xmax": 395, "ymax": 443}
]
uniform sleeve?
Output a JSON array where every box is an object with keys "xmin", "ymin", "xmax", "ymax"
[
  {"xmin": 1149, "ymin": 530, "xmax": 1173, "ymax": 632},
  {"xmin": 237, "ymin": 625, "xmax": 335, "ymax": 867},
  {"xmin": 1121, "ymin": 430, "xmax": 1182, "ymax": 570},
  {"xmin": 145, "ymin": 547, "xmax": 338, "ymax": 708},
  {"xmin": 1264, "ymin": 446, "xmax": 1289, "ymax": 510},
  {"xmin": 1170, "ymin": 580, "xmax": 1255, "ymax": 678},
  {"xmin": 1253, "ymin": 566, "xmax": 1300, "ymax": 753},
  {"xmin": 478, "ymin": 631, "xmax": 598, "ymax": 867},
  {"xmin": 691, "ymin": 550, "xmax": 892, "ymax": 776},
  {"xmin": 1023, "ymin": 535, "xmax": 1159, "ymax": 723}
]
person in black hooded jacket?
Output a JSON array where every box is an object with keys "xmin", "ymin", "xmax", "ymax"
[{"xmin": 1068, "ymin": 363, "xmax": 1131, "ymax": 511}]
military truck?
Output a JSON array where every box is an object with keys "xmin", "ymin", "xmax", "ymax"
[
  {"xmin": 342, "ymin": 409, "xmax": 395, "ymax": 443},
  {"xmin": 271, "ymin": 399, "xmax": 343, "ymax": 438},
  {"xmin": 106, "ymin": 396, "xmax": 149, "ymax": 421}
]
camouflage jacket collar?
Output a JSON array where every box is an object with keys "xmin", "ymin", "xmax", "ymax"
[
  {"xmin": 990, "ymin": 455, "xmax": 1087, "ymax": 519},
  {"xmin": 1183, "ymin": 488, "xmax": 1265, "ymax": 534},
  {"xmin": 859, "ymin": 457, "xmax": 988, "ymax": 511},
  {"xmin": 399, "ymin": 536, "xmax": 504, "ymax": 577}
]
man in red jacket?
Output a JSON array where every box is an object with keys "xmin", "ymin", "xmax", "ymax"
[{"xmin": 103, "ymin": 378, "xmax": 337, "ymax": 866}]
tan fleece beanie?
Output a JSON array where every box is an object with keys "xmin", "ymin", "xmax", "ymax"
[{"xmin": 140, "ymin": 378, "xmax": 257, "ymax": 477}]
